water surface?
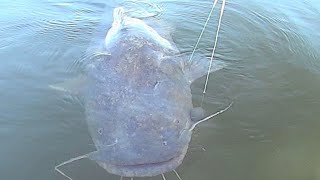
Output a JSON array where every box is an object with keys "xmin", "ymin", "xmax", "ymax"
[{"xmin": 1, "ymin": 0, "xmax": 320, "ymax": 179}]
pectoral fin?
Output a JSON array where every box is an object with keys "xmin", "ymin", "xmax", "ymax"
[
  {"xmin": 190, "ymin": 107, "xmax": 205, "ymax": 122},
  {"xmin": 185, "ymin": 54, "xmax": 226, "ymax": 83},
  {"xmin": 49, "ymin": 75, "xmax": 87, "ymax": 94}
]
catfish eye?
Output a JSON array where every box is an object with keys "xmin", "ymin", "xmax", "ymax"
[
  {"xmin": 163, "ymin": 141, "xmax": 167, "ymax": 146},
  {"xmin": 173, "ymin": 119, "xmax": 180, "ymax": 124},
  {"xmin": 98, "ymin": 128, "xmax": 103, "ymax": 135}
]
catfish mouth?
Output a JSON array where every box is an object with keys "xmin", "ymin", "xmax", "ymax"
[{"xmin": 96, "ymin": 147, "xmax": 188, "ymax": 177}]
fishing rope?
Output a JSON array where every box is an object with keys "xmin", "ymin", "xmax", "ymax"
[
  {"xmin": 203, "ymin": 0, "xmax": 226, "ymax": 93},
  {"xmin": 188, "ymin": 0, "xmax": 219, "ymax": 63}
]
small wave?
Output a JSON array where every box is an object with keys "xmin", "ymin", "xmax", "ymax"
[{"xmin": 120, "ymin": 0, "xmax": 164, "ymax": 18}]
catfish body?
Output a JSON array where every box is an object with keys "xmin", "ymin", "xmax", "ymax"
[{"xmin": 64, "ymin": 7, "xmax": 224, "ymax": 177}]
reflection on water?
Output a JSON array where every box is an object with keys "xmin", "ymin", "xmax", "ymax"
[{"xmin": 0, "ymin": 0, "xmax": 320, "ymax": 180}]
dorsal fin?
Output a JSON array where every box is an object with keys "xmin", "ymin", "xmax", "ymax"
[{"xmin": 185, "ymin": 54, "xmax": 226, "ymax": 83}]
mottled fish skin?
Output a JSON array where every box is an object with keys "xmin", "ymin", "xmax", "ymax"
[
  {"xmin": 78, "ymin": 6, "xmax": 226, "ymax": 177},
  {"xmin": 83, "ymin": 7, "xmax": 194, "ymax": 177},
  {"xmin": 51, "ymin": 5, "xmax": 226, "ymax": 179}
]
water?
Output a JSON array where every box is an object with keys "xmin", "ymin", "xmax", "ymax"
[{"xmin": 1, "ymin": 0, "xmax": 320, "ymax": 179}]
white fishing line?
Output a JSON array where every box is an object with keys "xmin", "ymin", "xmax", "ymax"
[
  {"xmin": 203, "ymin": 0, "xmax": 226, "ymax": 93},
  {"xmin": 189, "ymin": 0, "xmax": 219, "ymax": 63}
]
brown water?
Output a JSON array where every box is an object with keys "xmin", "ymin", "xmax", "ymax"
[{"xmin": 1, "ymin": 0, "xmax": 320, "ymax": 180}]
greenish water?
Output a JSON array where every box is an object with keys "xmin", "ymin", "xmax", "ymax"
[{"xmin": 1, "ymin": 0, "xmax": 320, "ymax": 180}]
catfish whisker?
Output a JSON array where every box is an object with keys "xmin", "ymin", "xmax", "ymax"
[
  {"xmin": 55, "ymin": 167, "xmax": 73, "ymax": 180},
  {"xmin": 173, "ymin": 170, "xmax": 183, "ymax": 180},
  {"xmin": 162, "ymin": 173, "xmax": 167, "ymax": 180},
  {"xmin": 91, "ymin": 52, "xmax": 111, "ymax": 57},
  {"xmin": 55, "ymin": 154, "xmax": 88, "ymax": 180},
  {"xmin": 189, "ymin": 102, "xmax": 233, "ymax": 131},
  {"xmin": 93, "ymin": 139, "xmax": 118, "ymax": 149},
  {"xmin": 120, "ymin": 176, "xmax": 123, "ymax": 180},
  {"xmin": 188, "ymin": 144, "xmax": 205, "ymax": 152},
  {"xmin": 88, "ymin": 52, "xmax": 111, "ymax": 63}
]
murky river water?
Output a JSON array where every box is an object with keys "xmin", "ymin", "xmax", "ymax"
[{"xmin": 1, "ymin": 0, "xmax": 320, "ymax": 180}]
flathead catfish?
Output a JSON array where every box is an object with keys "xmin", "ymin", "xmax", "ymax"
[{"xmin": 55, "ymin": 6, "xmax": 227, "ymax": 179}]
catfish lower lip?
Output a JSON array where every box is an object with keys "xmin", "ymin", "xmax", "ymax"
[
  {"xmin": 115, "ymin": 155, "xmax": 177, "ymax": 168},
  {"xmin": 95, "ymin": 147, "xmax": 189, "ymax": 177}
]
